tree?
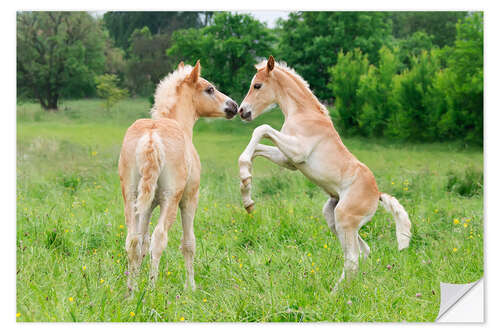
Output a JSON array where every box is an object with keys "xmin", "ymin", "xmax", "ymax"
[
  {"xmin": 17, "ymin": 12, "xmax": 107, "ymax": 110},
  {"xmin": 168, "ymin": 12, "xmax": 276, "ymax": 101},
  {"xmin": 95, "ymin": 74, "xmax": 128, "ymax": 112},
  {"xmin": 278, "ymin": 12, "xmax": 392, "ymax": 101},
  {"xmin": 437, "ymin": 12, "xmax": 483, "ymax": 145},
  {"xmin": 389, "ymin": 11, "xmax": 467, "ymax": 48},
  {"xmin": 103, "ymin": 11, "xmax": 210, "ymax": 50},
  {"xmin": 395, "ymin": 31, "xmax": 434, "ymax": 69},
  {"xmin": 124, "ymin": 27, "xmax": 173, "ymax": 96}
]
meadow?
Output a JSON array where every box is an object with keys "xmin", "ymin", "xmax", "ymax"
[{"xmin": 16, "ymin": 99, "xmax": 483, "ymax": 322}]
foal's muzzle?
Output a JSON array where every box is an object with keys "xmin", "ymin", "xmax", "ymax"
[
  {"xmin": 239, "ymin": 105, "xmax": 252, "ymax": 121},
  {"xmin": 224, "ymin": 100, "xmax": 238, "ymax": 119}
]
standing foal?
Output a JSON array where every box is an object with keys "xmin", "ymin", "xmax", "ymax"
[
  {"xmin": 119, "ymin": 61, "xmax": 238, "ymax": 292},
  {"xmin": 237, "ymin": 56, "xmax": 412, "ymax": 289}
]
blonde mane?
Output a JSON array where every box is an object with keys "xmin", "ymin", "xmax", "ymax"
[
  {"xmin": 256, "ymin": 60, "xmax": 329, "ymax": 116},
  {"xmin": 150, "ymin": 65, "xmax": 194, "ymax": 119}
]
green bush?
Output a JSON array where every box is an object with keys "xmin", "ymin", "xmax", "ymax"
[
  {"xmin": 388, "ymin": 49, "xmax": 441, "ymax": 141},
  {"xmin": 95, "ymin": 74, "xmax": 129, "ymax": 112},
  {"xmin": 328, "ymin": 49, "xmax": 369, "ymax": 134},
  {"xmin": 357, "ymin": 46, "xmax": 400, "ymax": 137}
]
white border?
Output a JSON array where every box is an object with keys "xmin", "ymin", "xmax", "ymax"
[{"xmin": 4, "ymin": 1, "xmax": 499, "ymax": 332}]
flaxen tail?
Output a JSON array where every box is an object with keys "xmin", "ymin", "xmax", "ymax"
[
  {"xmin": 136, "ymin": 132, "xmax": 164, "ymax": 215},
  {"xmin": 379, "ymin": 193, "xmax": 412, "ymax": 250}
]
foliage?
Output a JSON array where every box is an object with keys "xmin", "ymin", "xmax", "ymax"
[
  {"xmin": 389, "ymin": 11, "xmax": 468, "ymax": 47},
  {"xmin": 125, "ymin": 27, "xmax": 173, "ymax": 96},
  {"xmin": 103, "ymin": 11, "xmax": 211, "ymax": 50},
  {"xmin": 395, "ymin": 31, "xmax": 434, "ymax": 68},
  {"xmin": 278, "ymin": 12, "xmax": 392, "ymax": 101},
  {"xmin": 168, "ymin": 12, "xmax": 276, "ymax": 101},
  {"xmin": 327, "ymin": 13, "xmax": 483, "ymax": 145},
  {"xmin": 17, "ymin": 12, "xmax": 107, "ymax": 110},
  {"xmin": 327, "ymin": 49, "xmax": 369, "ymax": 134},
  {"xmin": 388, "ymin": 49, "xmax": 442, "ymax": 141},
  {"xmin": 357, "ymin": 46, "xmax": 400, "ymax": 137},
  {"xmin": 95, "ymin": 74, "xmax": 128, "ymax": 112},
  {"xmin": 437, "ymin": 13, "xmax": 484, "ymax": 145}
]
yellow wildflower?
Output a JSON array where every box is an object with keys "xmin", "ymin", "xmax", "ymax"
[
  {"xmin": 68, "ymin": 297, "xmax": 74, "ymax": 302},
  {"xmin": 82, "ymin": 266, "xmax": 86, "ymax": 271},
  {"xmin": 453, "ymin": 219, "xmax": 460, "ymax": 225},
  {"xmin": 16, "ymin": 313, "xmax": 21, "ymax": 318},
  {"xmin": 119, "ymin": 225, "xmax": 124, "ymax": 229},
  {"xmin": 453, "ymin": 248, "xmax": 458, "ymax": 252},
  {"xmin": 100, "ymin": 279, "xmax": 104, "ymax": 284},
  {"xmin": 324, "ymin": 244, "xmax": 328, "ymax": 249},
  {"xmin": 239, "ymin": 263, "xmax": 243, "ymax": 268},
  {"xmin": 180, "ymin": 317, "xmax": 185, "ymax": 321},
  {"xmin": 130, "ymin": 312, "xmax": 135, "ymax": 317},
  {"xmin": 463, "ymin": 223, "xmax": 468, "ymax": 228},
  {"xmin": 167, "ymin": 271, "xmax": 171, "ymax": 276},
  {"xmin": 203, "ymin": 298, "xmax": 207, "ymax": 303}
]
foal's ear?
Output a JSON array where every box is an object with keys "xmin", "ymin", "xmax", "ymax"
[
  {"xmin": 177, "ymin": 61, "xmax": 185, "ymax": 70},
  {"xmin": 267, "ymin": 55, "xmax": 275, "ymax": 73},
  {"xmin": 188, "ymin": 60, "xmax": 201, "ymax": 83}
]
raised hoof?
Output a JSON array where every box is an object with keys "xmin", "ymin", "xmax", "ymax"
[{"xmin": 245, "ymin": 203, "xmax": 255, "ymax": 213}]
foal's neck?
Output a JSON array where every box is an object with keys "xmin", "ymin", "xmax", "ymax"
[
  {"xmin": 274, "ymin": 69, "xmax": 328, "ymax": 121},
  {"xmin": 163, "ymin": 95, "xmax": 198, "ymax": 140}
]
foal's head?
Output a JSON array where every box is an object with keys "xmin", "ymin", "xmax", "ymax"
[
  {"xmin": 238, "ymin": 55, "xmax": 278, "ymax": 121},
  {"xmin": 152, "ymin": 60, "xmax": 238, "ymax": 120},
  {"xmin": 184, "ymin": 60, "xmax": 238, "ymax": 119}
]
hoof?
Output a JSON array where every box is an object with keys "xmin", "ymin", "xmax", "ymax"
[{"xmin": 245, "ymin": 202, "xmax": 255, "ymax": 213}]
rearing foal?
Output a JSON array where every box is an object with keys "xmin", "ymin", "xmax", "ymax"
[
  {"xmin": 119, "ymin": 61, "xmax": 238, "ymax": 292},
  {"xmin": 238, "ymin": 56, "xmax": 411, "ymax": 289}
]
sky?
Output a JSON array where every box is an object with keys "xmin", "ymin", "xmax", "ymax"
[{"xmin": 241, "ymin": 11, "xmax": 290, "ymax": 27}]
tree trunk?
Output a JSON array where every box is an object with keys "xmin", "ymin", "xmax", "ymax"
[{"xmin": 47, "ymin": 94, "xmax": 59, "ymax": 111}]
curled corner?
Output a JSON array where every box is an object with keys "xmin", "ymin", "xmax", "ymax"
[{"xmin": 436, "ymin": 278, "xmax": 483, "ymax": 322}]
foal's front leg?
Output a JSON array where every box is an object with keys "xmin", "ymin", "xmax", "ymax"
[{"xmin": 239, "ymin": 125, "xmax": 306, "ymax": 212}]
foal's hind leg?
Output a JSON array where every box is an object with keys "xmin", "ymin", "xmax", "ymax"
[
  {"xmin": 322, "ymin": 197, "xmax": 370, "ymax": 258},
  {"xmin": 149, "ymin": 192, "xmax": 182, "ymax": 287},
  {"xmin": 179, "ymin": 188, "xmax": 199, "ymax": 291},
  {"xmin": 126, "ymin": 204, "xmax": 154, "ymax": 293}
]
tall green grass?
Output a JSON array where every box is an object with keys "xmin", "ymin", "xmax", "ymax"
[{"xmin": 17, "ymin": 99, "xmax": 483, "ymax": 322}]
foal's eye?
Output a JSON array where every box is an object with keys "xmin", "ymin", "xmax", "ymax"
[
  {"xmin": 253, "ymin": 83, "xmax": 262, "ymax": 89},
  {"xmin": 205, "ymin": 86, "xmax": 214, "ymax": 95}
]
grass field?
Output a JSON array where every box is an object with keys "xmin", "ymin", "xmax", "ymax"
[{"xmin": 16, "ymin": 99, "xmax": 483, "ymax": 322}]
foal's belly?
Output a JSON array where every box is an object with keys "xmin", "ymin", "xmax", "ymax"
[{"xmin": 295, "ymin": 159, "xmax": 346, "ymax": 198}]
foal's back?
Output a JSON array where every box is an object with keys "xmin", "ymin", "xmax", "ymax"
[{"xmin": 119, "ymin": 118, "xmax": 189, "ymax": 207}]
